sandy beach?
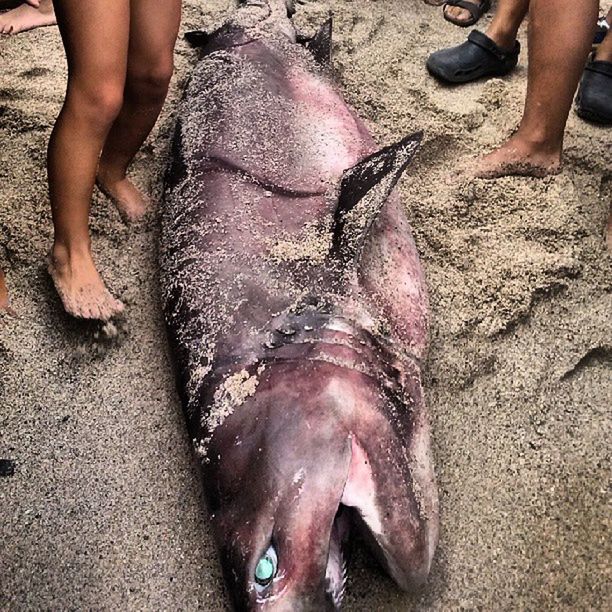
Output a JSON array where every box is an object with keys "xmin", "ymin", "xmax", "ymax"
[{"xmin": 1, "ymin": 0, "xmax": 610, "ymax": 609}]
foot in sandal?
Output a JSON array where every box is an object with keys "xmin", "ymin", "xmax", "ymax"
[
  {"xmin": 443, "ymin": 0, "xmax": 491, "ymax": 28},
  {"xmin": 575, "ymin": 14, "xmax": 612, "ymax": 125},
  {"xmin": 427, "ymin": 30, "xmax": 520, "ymax": 83}
]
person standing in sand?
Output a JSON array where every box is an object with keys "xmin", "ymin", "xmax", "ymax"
[
  {"xmin": 47, "ymin": 0, "xmax": 181, "ymax": 320},
  {"xmin": 427, "ymin": 0, "xmax": 599, "ymax": 179},
  {"xmin": 427, "ymin": 0, "xmax": 612, "ymax": 248},
  {"xmin": 0, "ymin": 0, "xmax": 56, "ymax": 35}
]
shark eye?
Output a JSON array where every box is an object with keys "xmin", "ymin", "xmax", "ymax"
[{"xmin": 254, "ymin": 545, "xmax": 278, "ymax": 590}]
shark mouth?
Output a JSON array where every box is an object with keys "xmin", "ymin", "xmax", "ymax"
[
  {"xmin": 324, "ymin": 436, "xmax": 385, "ymax": 609},
  {"xmin": 325, "ymin": 506, "xmax": 350, "ymax": 608}
]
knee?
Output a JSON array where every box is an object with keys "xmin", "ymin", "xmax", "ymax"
[
  {"xmin": 67, "ymin": 82, "xmax": 124, "ymax": 130},
  {"xmin": 127, "ymin": 56, "xmax": 174, "ymax": 102},
  {"xmin": 93, "ymin": 85, "xmax": 124, "ymax": 123}
]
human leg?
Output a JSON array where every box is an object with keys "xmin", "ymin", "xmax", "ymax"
[
  {"xmin": 474, "ymin": 0, "xmax": 599, "ymax": 178},
  {"xmin": 96, "ymin": 0, "xmax": 181, "ymax": 222},
  {"xmin": 48, "ymin": 0, "xmax": 129, "ymax": 319}
]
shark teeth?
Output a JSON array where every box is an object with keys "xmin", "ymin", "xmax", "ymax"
[
  {"xmin": 333, "ymin": 553, "xmax": 348, "ymax": 608},
  {"xmin": 326, "ymin": 510, "xmax": 350, "ymax": 609}
]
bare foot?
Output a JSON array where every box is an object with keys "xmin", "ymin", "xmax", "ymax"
[
  {"xmin": 444, "ymin": 0, "xmax": 487, "ymax": 26},
  {"xmin": 96, "ymin": 169, "xmax": 149, "ymax": 223},
  {"xmin": 48, "ymin": 244, "xmax": 124, "ymax": 321},
  {"xmin": 468, "ymin": 136, "xmax": 562, "ymax": 179},
  {"xmin": 0, "ymin": 0, "xmax": 55, "ymax": 35}
]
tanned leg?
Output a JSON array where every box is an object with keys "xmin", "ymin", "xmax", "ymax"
[
  {"xmin": 474, "ymin": 0, "xmax": 598, "ymax": 178},
  {"xmin": 96, "ymin": 0, "xmax": 181, "ymax": 223},
  {"xmin": 595, "ymin": 9, "xmax": 612, "ymax": 62},
  {"xmin": 48, "ymin": 0, "xmax": 129, "ymax": 320},
  {"xmin": 0, "ymin": 0, "xmax": 55, "ymax": 35},
  {"xmin": 484, "ymin": 0, "xmax": 529, "ymax": 50},
  {"xmin": 0, "ymin": 267, "xmax": 10, "ymax": 314}
]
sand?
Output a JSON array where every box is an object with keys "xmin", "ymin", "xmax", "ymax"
[{"xmin": 0, "ymin": 0, "xmax": 610, "ymax": 609}]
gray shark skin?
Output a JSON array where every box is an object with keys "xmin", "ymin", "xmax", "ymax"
[{"xmin": 161, "ymin": 1, "xmax": 438, "ymax": 609}]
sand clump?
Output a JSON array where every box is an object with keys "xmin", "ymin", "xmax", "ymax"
[
  {"xmin": 0, "ymin": 1, "xmax": 610, "ymax": 611},
  {"xmin": 206, "ymin": 367, "xmax": 263, "ymax": 433}
]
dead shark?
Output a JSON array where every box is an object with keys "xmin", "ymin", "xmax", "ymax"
[{"xmin": 161, "ymin": 1, "xmax": 438, "ymax": 609}]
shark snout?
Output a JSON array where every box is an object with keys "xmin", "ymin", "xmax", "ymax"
[{"xmin": 204, "ymin": 360, "xmax": 437, "ymax": 610}]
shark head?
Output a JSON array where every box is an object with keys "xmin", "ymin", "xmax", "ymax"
[{"xmin": 200, "ymin": 348, "xmax": 438, "ymax": 611}]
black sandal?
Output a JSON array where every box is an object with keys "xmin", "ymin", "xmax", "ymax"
[
  {"xmin": 443, "ymin": 0, "xmax": 491, "ymax": 28},
  {"xmin": 575, "ymin": 57, "xmax": 612, "ymax": 125},
  {"xmin": 426, "ymin": 30, "xmax": 520, "ymax": 84}
]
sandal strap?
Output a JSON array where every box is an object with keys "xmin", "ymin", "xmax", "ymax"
[
  {"xmin": 445, "ymin": 0, "xmax": 490, "ymax": 19},
  {"xmin": 467, "ymin": 29, "xmax": 519, "ymax": 61}
]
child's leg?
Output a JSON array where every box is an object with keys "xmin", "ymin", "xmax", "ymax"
[
  {"xmin": 97, "ymin": 0, "xmax": 181, "ymax": 222},
  {"xmin": 0, "ymin": 0, "xmax": 55, "ymax": 35},
  {"xmin": 48, "ymin": 0, "xmax": 129, "ymax": 320}
]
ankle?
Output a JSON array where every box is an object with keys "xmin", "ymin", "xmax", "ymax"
[
  {"xmin": 51, "ymin": 239, "xmax": 92, "ymax": 266},
  {"xmin": 486, "ymin": 23, "xmax": 518, "ymax": 51},
  {"xmin": 595, "ymin": 43, "xmax": 612, "ymax": 63},
  {"xmin": 97, "ymin": 162, "xmax": 127, "ymax": 185},
  {"xmin": 509, "ymin": 131, "xmax": 562, "ymax": 158}
]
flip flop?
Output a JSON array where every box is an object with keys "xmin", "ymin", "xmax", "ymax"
[
  {"xmin": 443, "ymin": 0, "xmax": 491, "ymax": 28},
  {"xmin": 426, "ymin": 30, "xmax": 520, "ymax": 84},
  {"xmin": 575, "ymin": 57, "xmax": 612, "ymax": 125},
  {"xmin": 424, "ymin": 0, "xmax": 446, "ymax": 5}
]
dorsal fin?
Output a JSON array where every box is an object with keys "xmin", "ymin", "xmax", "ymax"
[
  {"xmin": 330, "ymin": 131, "xmax": 423, "ymax": 266},
  {"xmin": 304, "ymin": 15, "xmax": 333, "ymax": 67}
]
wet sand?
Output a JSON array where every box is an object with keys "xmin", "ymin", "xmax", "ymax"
[{"xmin": 1, "ymin": 1, "xmax": 610, "ymax": 609}]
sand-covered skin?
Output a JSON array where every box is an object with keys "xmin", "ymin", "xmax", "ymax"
[{"xmin": 1, "ymin": 1, "xmax": 610, "ymax": 610}]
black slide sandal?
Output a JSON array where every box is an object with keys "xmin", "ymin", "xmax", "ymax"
[
  {"xmin": 443, "ymin": 0, "xmax": 491, "ymax": 28},
  {"xmin": 426, "ymin": 30, "xmax": 520, "ymax": 84},
  {"xmin": 575, "ymin": 58, "xmax": 612, "ymax": 125}
]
